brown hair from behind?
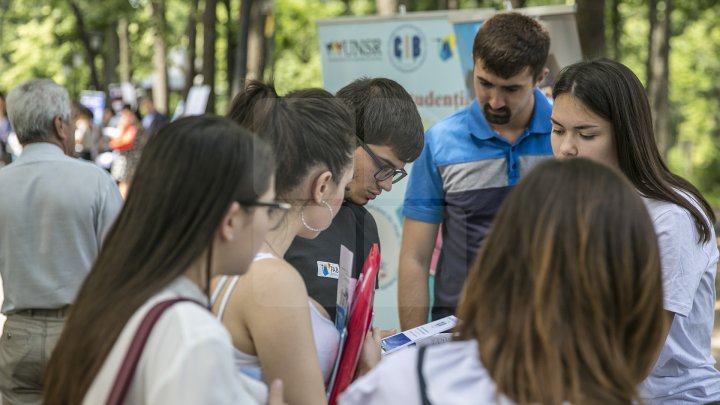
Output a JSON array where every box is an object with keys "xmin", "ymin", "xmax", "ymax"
[
  {"xmin": 457, "ymin": 158, "xmax": 666, "ymax": 404},
  {"xmin": 226, "ymin": 81, "xmax": 355, "ymax": 199}
]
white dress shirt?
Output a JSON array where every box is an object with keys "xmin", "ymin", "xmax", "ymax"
[{"xmin": 0, "ymin": 142, "xmax": 122, "ymax": 313}]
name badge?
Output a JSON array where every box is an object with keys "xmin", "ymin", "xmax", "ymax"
[{"xmin": 317, "ymin": 261, "xmax": 340, "ymax": 279}]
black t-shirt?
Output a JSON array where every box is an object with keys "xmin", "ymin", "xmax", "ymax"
[{"xmin": 285, "ymin": 201, "xmax": 380, "ymax": 322}]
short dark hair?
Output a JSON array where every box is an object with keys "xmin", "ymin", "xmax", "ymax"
[
  {"xmin": 553, "ymin": 59, "xmax": 716, "ymax": 243},
  {"xmin": 227, "ymin": 81, "xmax": 355, "ymax": 198},
  {"xmin": 336, "ymin": 77, "xmax": 424, "ymax": 163},
  {"xmin": 472, "ymin": 12, "xmax": 550, "ymax": 79}
]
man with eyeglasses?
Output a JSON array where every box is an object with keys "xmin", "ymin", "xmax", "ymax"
[
  {"xmin": 285, "ymin": 78, "xmax": 424, "ymax": 322},
  {"xmin": 399, "ymin": 12, "xmax": 553, "ymax": 330}
]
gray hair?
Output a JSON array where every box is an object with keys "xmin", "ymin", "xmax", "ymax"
[{"xmin": 6, "ymin": 79, "xmax": 71, "ymax": 144}]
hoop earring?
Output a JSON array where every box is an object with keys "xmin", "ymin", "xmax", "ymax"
[{"xmin": 301, "ymin": 201, "xmax": 334, "ymax": 233}]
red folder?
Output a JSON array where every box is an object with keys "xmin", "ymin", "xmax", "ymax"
[{"xmin": 328, "ymin": 243, "xmax": 380, "ymax": 405}]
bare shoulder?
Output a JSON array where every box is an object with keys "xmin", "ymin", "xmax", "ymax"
[{"xmin": 242, "ymin": 258, "xmax": 309, "ymax": 308}]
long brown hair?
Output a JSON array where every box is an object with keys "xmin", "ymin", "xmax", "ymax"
[
  {"xmin": 553, "ymin": 59, "xmax": 716, "ymax": 242},
  {"xmin": 457, "ymin": 158, "xmax": 666, "ymax": 404},
  {"xmin": 43, "ymin": 116, "xmax": 274, "ymax": 404}
]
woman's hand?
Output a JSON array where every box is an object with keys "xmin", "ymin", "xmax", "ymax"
[
  {"xmin": 355, "ymin": 327, "xmax": 383, "ymax": 378},
  {"xmin": 267, "ymin": 379, "xmax": 288, "ymax": 405}
]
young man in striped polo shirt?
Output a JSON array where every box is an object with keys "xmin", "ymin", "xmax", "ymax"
[{"xmin": 399, "ymin": 12, "xmax": 553, "ymax": 329}]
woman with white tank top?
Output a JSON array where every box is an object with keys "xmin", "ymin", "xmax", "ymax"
[
  {"xmin": 212, "ymin": 83, "xmax": 361, "ymax": 405},
  {"xmin": 212, "ymin": 252, "xmax": 340, "ymax": 384}
]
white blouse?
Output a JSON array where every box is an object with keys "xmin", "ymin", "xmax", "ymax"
[
  {"xmin": 340, "ymin": 340, "xmax": 517, "ymax": 405},
  {"xmin": 84, "ymin": 276, "xmax": 268, "ymax": 405}
]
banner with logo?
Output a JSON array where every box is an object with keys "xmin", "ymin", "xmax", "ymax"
[
  {"xmin": 319, "ymin": 10, "xmax": 494, "ymax": 130},
  {"xmin": 317, "ymin": 6, "xmax": 581, "ymax": 330}
]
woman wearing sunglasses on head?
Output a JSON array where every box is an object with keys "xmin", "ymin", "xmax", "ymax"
[{"xmin": 43, "ymin": 116, "xmax": 287, "ymax": 404}]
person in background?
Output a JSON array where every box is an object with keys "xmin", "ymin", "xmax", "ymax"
[
  {"xmin": 72, "ymin": 102, "xmax": 96, "ymax": 161},
  {"xmin": 0, "ymin": 79, "xmax": 123, "ymax": 405},
  {"xmin": 139, "ymin": 97, "xmax": 167, "ymax": 143},
  {"xmin": 110, "ymin": 104, "xmax": 142, "ymax": 198},
  {"xmin": 44, "ymin": 115, "xmax": 287, "ymax": 405},
  {"xmin": 285, "ymin": 77, "xmax": 424, "ymax": 322},
  {"xmin": 398, "ymin": 12, "xmax": 553, "ymax": 329},
  {"xmin": 551, "ymin": 58, "xmax": 720, "ymax": 403},
  {"xmin": 341, "ymin": 158, "xmax": 666, "ymax": 405},
  {"xmin": 0, "ymin": 92, "xmax": 12, "ymax": 166}
]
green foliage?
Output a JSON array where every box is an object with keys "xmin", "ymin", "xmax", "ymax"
[
  {"xmin": 0, "ymin": 4, "xmax": 77, "ymax": 92},
  {"xmin": 617, "ymin": 0, "xmax": 647, "ymax": 82},
  {"xmin": 272, "ymin": 0, "xmax": 347, "ymax": 94},
  {"xmin": 0, "ymin": 0, "xmax": 718, "ymax": 206},
  {"xmin": 666, "ymin": 5, "xmax": 720, "ymax": 205}
]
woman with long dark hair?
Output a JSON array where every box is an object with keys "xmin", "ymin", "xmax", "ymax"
[
  {"xmin": 340, "ymin": 158, "xmax": 666, "ymax": 404},
  {"xmin": 210, "ymin": 82, "xmax": 371, "ymax": 405},
  {"xmin": 43, "ymin": 115, "xmax": 287, "ymax": 404},
  {"xmin": 550, "ymin": 59, "xmax": 720, "ymax": 402}
]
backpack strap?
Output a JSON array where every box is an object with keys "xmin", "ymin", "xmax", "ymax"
[
  {"xmin": 417, "ymin": 345, "xmax": 433, "ymax": 405},
  {"xmin": 106, "ymin": 297, "xmax": 200, "ymax": 405}
]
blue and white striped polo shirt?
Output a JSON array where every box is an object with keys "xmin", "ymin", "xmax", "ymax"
[{"xmin": 403, "ymin": 88, "xmax": 553, "ymax": 319}]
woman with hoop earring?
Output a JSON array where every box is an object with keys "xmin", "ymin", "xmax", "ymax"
[{"xmin": 211, "ymin": 82, "xmax": 381, "ymax": 405}]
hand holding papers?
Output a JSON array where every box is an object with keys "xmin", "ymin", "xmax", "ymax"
[{"xmin": 381, "ymin": 316, "xmax": 458, "ymax": 356}]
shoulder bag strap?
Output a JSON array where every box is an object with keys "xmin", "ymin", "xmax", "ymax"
[
  {"xmin": 106, "ymin": 297, "xmax": 198, "ymax": 405},
  {"xmin": 417, "ymin": 345, "xmax": 433, "ymax": 405}
]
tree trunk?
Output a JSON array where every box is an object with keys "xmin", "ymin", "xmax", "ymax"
[
  {"xmin": 118, "ymin": 18, "xmax": 131, "ymax": 83},
  {"xmin": 102, "ymin": 20, "xmax": 119, "ymax": 91},
  {"xmin": 647, "ymin": 0, "xmax": 672, "ymax": 155},
  {"xmin": 610, "ymin": 0, "xmax": 621, "ymax": 60},
  {"xmin": 224, "ymin": 0, "xmax": 237, "ymax": 100},
  {"xmin": 69, "ymin": 1, "xmax": 101, "ymax": 90},
  {"xmin": 376, "ymin": 0, "xmax": 397, "ymax": 16},
  {"xmin": 246, "ymin": 0, "xmax": 266, "ymax": 81},
  {"xmin": 202, "ymin": 0, "xmax": 218, "ymax": 113},
  {"xmin": 264, "ymin": 13, "xmax": 274, "ymax": 82},
  {"xmin": 575, "ymin": 0, "xmax": 606, "ymax": 59},
  {"xmin": 184, "ymin": 0, "xmax": 199, "ymax": 99},
  {"xmin": 232, "ymin": 0, "xmax": 252, "ymax": 96},
  {"xmin": 150, "ymin": 0, "xmax": 169, "ymax": 114},
  {"xmin": 510, "ymin": 0, "xmax": 526, "ymax": 8}
]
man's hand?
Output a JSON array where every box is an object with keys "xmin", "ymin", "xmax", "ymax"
[{"xmin": 398, "ymin": 219, "xmax": 440, "ymax": 329}]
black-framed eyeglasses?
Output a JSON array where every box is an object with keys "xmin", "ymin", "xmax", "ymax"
[{"xmin": 357, "ymin": 137, "xmax": 407, "ymax": 184}]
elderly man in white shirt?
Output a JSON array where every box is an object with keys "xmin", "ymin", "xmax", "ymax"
[{"xmin": 0, "ymin": 79, "xmax": 123, "ymax": 405}]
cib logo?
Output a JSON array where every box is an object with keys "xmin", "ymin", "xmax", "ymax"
[{"xmin": 389, "ymin": 25, "xmax": 426, "ymax": 72}]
